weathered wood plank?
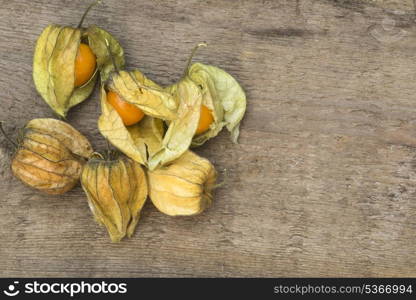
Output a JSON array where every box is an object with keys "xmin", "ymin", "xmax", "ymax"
[{"xmin": 0, "ymin": 0, "xmax": 415, "ymax": 277}]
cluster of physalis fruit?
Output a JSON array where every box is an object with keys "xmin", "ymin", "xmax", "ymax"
[{"xmin": 2, "ymin": 0, "xmax": 246, "ymax": 242}]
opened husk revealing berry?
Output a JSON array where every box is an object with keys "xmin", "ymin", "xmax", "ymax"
[
  {"xmin": 97, "ymin": 44, "xmax": 246, "ymax": 172},
  {"xmin": 98, "ymin": 67, "xmax": 177, "ymax": 167},
  {"xmin": 148, "ymin": 44, "xmax": 246, "ymax": 169},
  {"xmin": 7, "ymin": 118, "xmax": 93, "ymax": 194},
  {"xmin": 32, "ymin": 0, "xmax": 125, "ymax": 118}
]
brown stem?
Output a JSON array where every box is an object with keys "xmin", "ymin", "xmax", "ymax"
[
  {"xmin": 183, "ymin": 42, "xmax": 207, "ymax": 77},
  {"xmin": 105, "ymin": 139, "xmax": 112, "ymax": 158},
  {"xmin": 90, "ymin": 151, "xmax": 104, "ymax": 160},
  {"xmin": 77, "ymin": 0, "xmax": 103, "ymax": 29},
  {"xmin": 0, "ymin": 122, "xmax": 18, "ymax": 148},
  {"xmin": 212, "ymin": 168, "xmax": 227, "ymax": 189}
]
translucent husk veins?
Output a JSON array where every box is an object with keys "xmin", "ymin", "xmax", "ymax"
[
  {"xmin": 26, "ymin": 0, "xmax": 246, "ymax": 239},
  {"xmin": 80, "ymin": 154, "xmax": 148, "ymax": 242},
  {"xmin": 148, "ymin": 151, "xmax": 217, "ymax": 216},
  {"xmin": 98, "ymin": 43, "xmax": 246, "ymax": 174},
  {"xmin": 32, "ymin": 0, "xmax": 124, "ymax": 117},
  {"xmin": 6, "ymin": 118, "xmax": 93, "ymax": 194},
  {"xmin": 97, "ymin": 42, "xmax": 175, "ymax": 169}
]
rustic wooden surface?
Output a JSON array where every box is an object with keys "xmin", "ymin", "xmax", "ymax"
[{"xmin": 0, "ymin": 0, "xmax": 415, "ymax": 277}]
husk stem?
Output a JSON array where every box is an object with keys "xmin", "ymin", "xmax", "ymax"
[
  {"xmin": 77, "ymin": 0, "xmax": 103, "ymax": 29},
  {"xmin": 211, "ymin": 168, "xmax": 227, "ymax": 189},
  {"xmin": 0, "ymin": 121, "xmax": 18, "ymax": 148},
  {"xmin": 55, "ymin": 113, "xmax": 67, "ymax": 121},
  {"xmin": 90, "ymin": 151, "xmax": 104, "ymax": 160},
  {"xmin": 183, "ymin": 42, "xmax": 207, "ymax": 78},
  {"xmin": 105, "ymin": 139, "xmax": 114, "ymax": 158},
  {"xmin": 89, "ymin": 149, "xmax": 119, "ymax": 162}
]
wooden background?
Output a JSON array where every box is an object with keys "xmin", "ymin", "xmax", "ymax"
[{"xmin": 0, "ymin": 0, "xmax": 415, "ymax": 277}]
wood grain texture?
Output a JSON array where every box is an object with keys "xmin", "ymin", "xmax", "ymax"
[{"xmin": 1, "ymin": 0, "xmax": 416, "ymax": 277}]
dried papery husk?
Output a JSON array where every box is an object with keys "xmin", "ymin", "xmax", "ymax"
[
  {"xmin": 148, "ymin": 78, "xmax": 202, "ymax": 170},
  {"xmin": 80, "ymin": 154, "xmax": 148, "ymax": 242},
  {"xmin": 143, "ymin": 45, "xmax": 246, "ymax": 169},
  {"xmin": 33, "ymin": 2, "xmax": 124, "ymax": 117},
  {"xmin": 10, "ymin": 118, "xmax": 93, "ymax": 194},
  {"xmin": 188, "ymin": 62, "xmax": 246, "ymax": 146},
  {"xmin": 86, "ymin": 25, "xmax": 125, "ymax": 83},
  {"xmin": 107, "ymin": 70, "xmax": 177, "ymax": 120},
  {"xmin": 148, "ymin": 151, "xmax": 217, "ymax": 216},
  {"xmin": 98, "ymin": 68, "xmax": 176, "ymax": 167}
]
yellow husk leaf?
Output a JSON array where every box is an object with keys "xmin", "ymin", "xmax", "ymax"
[
  {"xmin": 108, "ymin": 70, "xmax": 177, "ymax": 120},
  {"xmin": 33, "ymin": 24, "xmax": 125, "ymax": 117},
  {"xmin": 98, "ymin": 85, "xmax": 147, "ymax": 165},
  {"xmin": 148, "ymin": 151, "xmax": 217, "ymax": 216},
  {"xmin": 148, "ymin": 78, "xmax": 202, "ymax": 170},
  {"xmin": 25, "ymin": 118, "xmax": 93, "ymax": 158},
  {"xmin": 33, "ymin": 25, "xmax": 83, "ymax": 117},
  {"xmin": 81, "ymin": 155, "xmax": 148, "ymax": 242},
  {"xmin": 11, "ymin": 118, "xmax": 93, "ymax": 194},
  {"xmin": 98, "ymin": 72, "xmax": 169, "ymax": 168},
  {"xmin": 187, "ymin": 62, "xmax": 247, "ymax": 146},
  {"xmin": 144, "ymin": 63, "xmax": 246, "ymax": 169}
]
